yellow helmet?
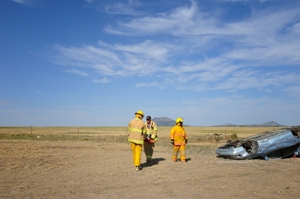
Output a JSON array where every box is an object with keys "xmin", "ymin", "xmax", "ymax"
[
  {"xmin": 135, "ymin": 110, "xmax": 144, "ymax": 117},
  {"xmin": 175, "ymin": 117, "xmax": 184, "ymax": 124}
]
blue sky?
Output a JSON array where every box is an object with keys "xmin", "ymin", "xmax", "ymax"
[{"xmin": 1, "ymin": 0, "xmax": 300, "ymax": 126}]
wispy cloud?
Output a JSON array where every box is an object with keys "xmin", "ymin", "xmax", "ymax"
[
  {"xmin": 52, "ymin": 40, "xmax": 174, "ymax": 78},
  {"xmin": 113, "ymin": 40, "xmax": 174, "ymax": 62},
  {"xmin": 94, "ymin": 0, "xmax": 142, "ymax": 15},
  {"xmin": 52, "ymin": 1, "xmax": 300, "ymax": 95},
  {"xmin": 93, "ymin": 77, "xmax": 110, "ymax": 83},
  {"xmin": 11, "ymin": 0, "xmax": 43, "ymax": 7},
  {"xmin": 84, "ymin": 0, "xmax": 94, "ymax": 3},
  {"xmin": 104, "ymin": 2, "xmax": 141, "ymax": 15},
  {"xmin": 135, "ymin": 81, "xmax": 163, "ymax": 88},
  {"xmin": 217, "ymin": 0, "xmax": 274, "ymax": 2},
  {"xmin": 12, "ymin": 0, "xmax": 28, "ymax": 4},
  {"xmin": 65, "ymin": 69, "xmax": 89, "ymax": 77},
  {"xmin": 104, "ymin": 0, "xmax": 200, "ymax": 35}
]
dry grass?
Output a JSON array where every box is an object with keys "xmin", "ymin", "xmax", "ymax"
[
  {"xmin": 0, "ymin": 126, "xmax": 284, "ymax": 140},
  {"xmin": 0, "ymin": 126, "xmax": 128, "ymax": 136},
  {"xmin": 0, "ymin": 126, "xmax": 127, "ymax": 142},
  {"xmin": 0, "ymin": 126, "xmax": 285, "ymax": 154}
]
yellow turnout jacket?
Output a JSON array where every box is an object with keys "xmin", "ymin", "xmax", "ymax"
[
  {"xmin": 145, "ymin": 121, "xmax": 158, "ymax": 141},
  {"xmin": 170, "ymin": 125, "xmax": 187, "ymax": 146},
  {"xmin": 128, "ymin": 117, "xmax": 146, "ymax": 144}
]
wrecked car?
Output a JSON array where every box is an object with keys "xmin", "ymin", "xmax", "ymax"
[{"xmin": 215, "ymin": 126, "xmax": 300, "ymax": 160}]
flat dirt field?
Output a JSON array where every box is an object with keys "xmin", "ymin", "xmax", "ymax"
[{"xmin": 1, "ymin": 126, "xmax": 300, "ymax": 199}]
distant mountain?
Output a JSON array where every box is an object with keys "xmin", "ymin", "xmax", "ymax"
[
  {"xmin": 152, "ymin": 117, "xmax": 175, "ymax": 126},
  {"xmin": 260, "ymin": 121, "xmax": 281, "ymax": 126},
  {"xmin": 218, "ymin": 123, "xmax": 236, "ymax": 126},
  {"xmin": 216, "ymin": 121, "xmax": 284, "ymax": 127},
  {"xmin": 151, "ymin": 119, "xmax": 285, "ymax": 127}
]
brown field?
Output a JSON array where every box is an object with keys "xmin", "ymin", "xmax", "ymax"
[{"xmin": 1, "ymin": 126, "xmax": 300, "ymax": 199}]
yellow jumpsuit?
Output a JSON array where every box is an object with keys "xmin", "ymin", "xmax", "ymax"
[
  {"xmin": 170, "ymin": 124, "xmax": 187, "ymax": 162},
  {"xmin": 128, "ymin": 117, "xmax": 146, "ymax": 167}
]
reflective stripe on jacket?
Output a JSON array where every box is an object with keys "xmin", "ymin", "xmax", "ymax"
[
  {"xmin": 170, "ymin": 125, "xmax": 187, "ymax": 146},
  {"xmin": 128, "ymin": 117, "xmax": 146, "ymax": 144},
  {"xmin": 145, "ymin": 121, "xmax": 158, "ymax": 140}
]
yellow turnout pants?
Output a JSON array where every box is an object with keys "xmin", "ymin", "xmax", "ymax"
[
  {"xmin": 130, "ymin": 142, "xmax": 142, "ymax": 167},
  {"xmin": 144, "ymin": 142, "xmax": 154, "ymax": 161},
  {"xmin": 172, "ymin": 145, "xmax": 186, "ymax": 162}
]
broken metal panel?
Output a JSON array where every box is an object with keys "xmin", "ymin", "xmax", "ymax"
[{"xmin": 215, "ymin": 126, "xmax": 300, "ymax": 160}]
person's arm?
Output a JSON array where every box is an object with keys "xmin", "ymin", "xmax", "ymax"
[
  {"xmin": 151, "ymin": 121, "xmax": 158, "ymax": 139},
  {"xmin": 170, "ymin": 127, "xmax": 175, "ymax": 145},
  {"xmin": 183, "ymin": 127, "xmax": 188, "ymax": 143}
]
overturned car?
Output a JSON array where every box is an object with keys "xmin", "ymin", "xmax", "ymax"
[{"xmin": 215, "ymin": 126, "xmax": 300, "ymax": 160}]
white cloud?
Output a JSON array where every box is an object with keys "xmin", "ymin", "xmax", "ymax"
[
  {"xmin": 94, "ymin": 0, "xmax": 142, "ymax": 15},
  {"xmin": 65, "ymin": 69, "xmax": 89, "ymax": 77},
  {"xmin": 93, "ymin": 77, "xmax": 110, "ymax": 83},
  {"xmin": 103, "ymin": 1, "xmax": 300, "ymax": 68},
  {"xmin": 135, "ymin": 81, "xmax": 159, "ymax": 88},
  {"xmin": 53, "ymin": 44, "xmax": 121, "ymax": 76},
  {"xmin": 105, "ymin": 0, "xmax": 200, "ymax": 35},
  {"xmin": 12, "ymin": 0, "xmax": 27, "ymax": 4},
  {"xmin": 104, "ymin": 3, "xmax": 141, "ymax": 15},
  {"xmin": 287, "ymin": 22, "xmax": 300, "ymax": 35},
  {"xmin": 84, "ymin": 0, "xmax": 93, "ymax": 3},
  {"xmin": 217, "ymin": 0, "xmax": 275, "ymax": 2},
  {"xmin": 114, "ymin": 40, "xmax": 174, "ymax": 62},
  {"xmin": 53, "ymin": 40, "xmax": 177, "ymax": 78},
  {"xmin": 52, "ymin": 1, "xmax": 300, "ymax": 95},
  {"xmin": 11, "ymin": 0, "xmax": 43, "ymax": 6}
]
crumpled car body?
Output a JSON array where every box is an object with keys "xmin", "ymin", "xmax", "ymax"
[{"xmin": 215, "ymin": 126, "xmax": 300, "ymax": 160}]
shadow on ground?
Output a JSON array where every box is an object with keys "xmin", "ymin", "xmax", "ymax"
[
  {"xmin": 173, "ymin": 157, "xmax": 192, "ymax": 162},
  {"xmin": 141, "ymin": 158, "xmax": 166, "ymax": 168}
]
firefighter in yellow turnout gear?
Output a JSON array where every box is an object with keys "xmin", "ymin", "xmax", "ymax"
[
  {"xmin": 144, "ymin": 116, "xmax": 158, "ymax": 162},
  {"xmin": 170, "ymin": 118, "xmax": 188, "ymax": 162},
  {"xmin": 128, "ymin": 110, "xmax": 146, "ymax": 171}
]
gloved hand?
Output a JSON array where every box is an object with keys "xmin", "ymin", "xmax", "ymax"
[
  {"xmin": 185, "ymin": 139, "xmax": 188, "ymax": 144},
  {"xmin": 171, "ymin": 139, "xmax": 174, "ymax": 145},
  {"xmin": 149, "ymin": 139, "xmax": 155, "ymax": 143}
]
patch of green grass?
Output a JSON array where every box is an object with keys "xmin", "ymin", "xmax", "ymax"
[
  {"xmin": 187, "ymin": 144, "xmax": 216, "ymax": 155},
  {"xmin": 230, "ymin": 133, "xmax": 238, "ymax": 141},
  {"xmin": 0, "ymin": 133, "xmax": 35, "ymax": 140}
]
